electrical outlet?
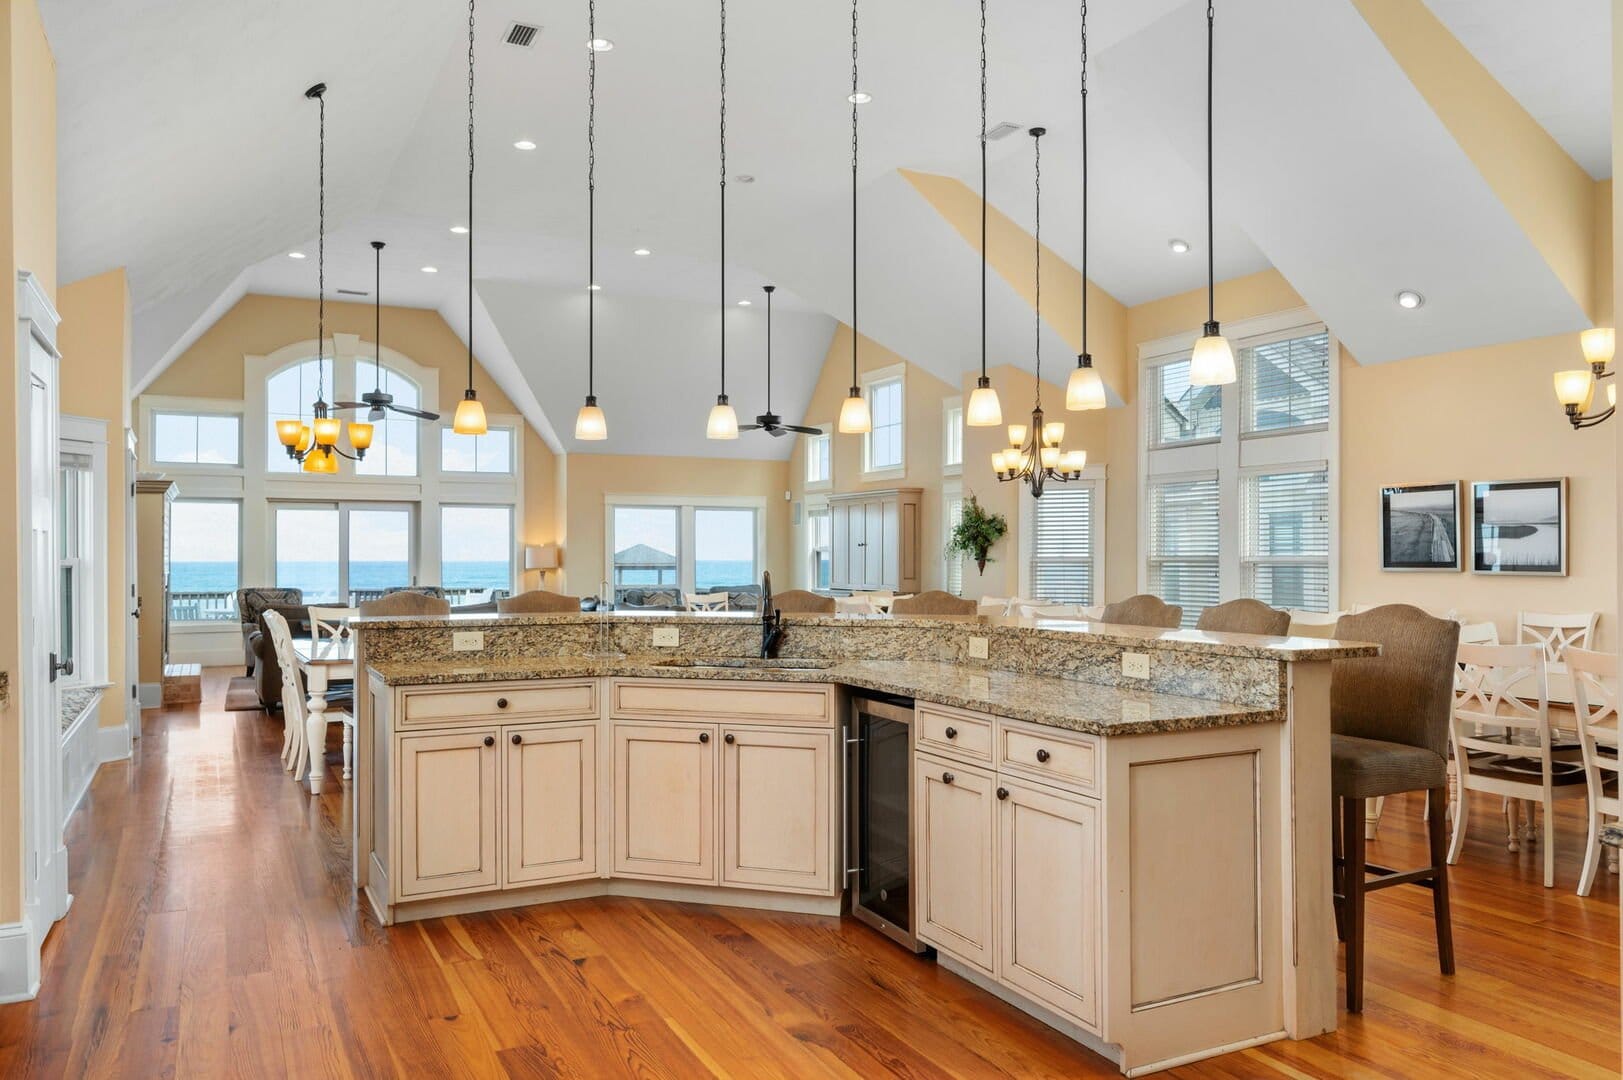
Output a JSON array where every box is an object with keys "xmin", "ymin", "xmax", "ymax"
[
  {"xmin": 452, "ymin": 630, "xmax": 485, "ymax": 652},
  {"xmin": 968, "ymin": 636, "xmax": 990, "ymax": 660},
  {"xmin": 1121, "ymin": 651, "xmax": 1151, "ymax": 679},
  {"xmin": 653, "ymin": 627, "xmax": 680, "ymax": 647}
]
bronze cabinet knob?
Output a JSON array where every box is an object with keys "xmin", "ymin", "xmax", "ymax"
[
  {"xmin": 724, "ymin": 733, "xmax": 736, "ymax": 744},
  {"xmin": 699, "ymin": 731, "xmax": 711, "ymax": 743},
  {"xmin": 482, "ymin": 735, "xmax": 495, "ymax": 747},
  {"xmin": 511, "ymin": 733, "xmax": 523, "ymax": 745},
  {"xmin": 1036, "ymin": 748, "xmax": 1051, "ymax": 763},
  {"xmin": 942, "ymin": 772, "xmax": 955, "ymax": 784},
  {"xmin": 944, "ymin": 726, "xmax": 957, "ymax": 739},
  {"xmin": 997, "ymin": 787, "xmax": 1009, "ymax": 800},
  {"xmin": 496, "ymin": 697, "xmax": 509, "ymax": 709}
]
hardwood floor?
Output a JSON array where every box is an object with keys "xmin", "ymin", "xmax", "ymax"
[{"xmin": 0, "ymin": 668, "xmax": 1616, "ymax": 1078}]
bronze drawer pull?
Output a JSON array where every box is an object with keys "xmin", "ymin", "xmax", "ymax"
[
  {"xmin": 482, "ymin": 735, "xmax": 495, "ymax": 747},
  {"xmin": 944, "ymin": 726, "xmax": 957, "ymax": 739},
  {"xmin": 997, "ymin": 787, "xmax": 1009, "ymax": 800},
  {"xmin": 724, "ymin": 733, "xmax": 736, "ymax": 744},
  {"xmin": 942, "ymin": 771, "xmax": 955, "ymax": 784},
  {"xmin": 511, "ymin": 733, "xmax": 523, "ymax": 745},
  {"xmin": 699, "ymin": 732, "xmax": 711, "ymax": 743},
  {"xmin": 1036, "ymin": 748, "xmax": 1051, "ymax": 763},
  {"xmin": 496, "ymin": 697, "xmax": 509, "ymax": 709}
]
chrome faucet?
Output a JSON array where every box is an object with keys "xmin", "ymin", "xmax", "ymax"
[{"xmin": 760, "ymin": 570, "xmax": 784, "ymax": 658}]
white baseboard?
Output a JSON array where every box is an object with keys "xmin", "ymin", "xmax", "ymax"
[
  {"xmin": 0, "ymin": 921, "xmax": 39, "ymax": 1003},
  {"xmin": 61, "ymin": 704, "xmax": 101, "ymax": 823},
  {"xmin": 137, "ymin": 682, "xmax": 161, "ymax": 709},
  {"xmin": 98, "ymin": 723, "xmax": 131, "ymax": 764}
]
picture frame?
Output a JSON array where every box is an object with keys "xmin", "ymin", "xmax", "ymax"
[
  {"xmin": 1471, "ymin": 477, "xmax": 1568, "ymax": 576},
  {"xmin": 1379, "ymin": 481, "xmax": 1462, "ymax": 571}
]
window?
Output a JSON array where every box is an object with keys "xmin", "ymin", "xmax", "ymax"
[
  {"xmin": 944, "ymin": 491, "xmax": 965, "ymax": 596},
  {"xmin": 943, "ymin": 399, "xmax": 963, "ymax": 473},
  {"xmin": 808, "ymin": 507, "xmax": 832, "ymax": 590},
  {"xmin": 863, "ymin": 366, "xmax": 905, "ymax": 474},
  {"xmin": 1147, "ymin": 476, "xmax": 1220, "ymax": 627},
  {"xmin": 349, "ymin": 507, "xmax": 413, "ymax": 601},
  {"xmin": 266, "ymin": 358, "xmax": 326, "ymax": 473},
  {"xmin": 353, "ymin": 362, "xmax": 421, "ymax": 476},
  {"xmin": 695, "ymin": 507, "xmax": 759, "ymax": 590},
  {"xmin": 1151, "ymin": 359, "xmax": 1222, "ymax": 446},
  {"xmin": 805, "ymin": 428, "xmax": 831, "ymax": 487},
  {"xmin": 1027, "ymin": 484, "xmax": 1099, "ymax": 605},
  {"xmin": 1243, "ymin": 467, "xmax": 1330, "ymax": 612},
  {"xmin": 153, "ymin": 411, "xmax": 240, "ymax": 466},
  {"xmin": 610, "ymin": 505, "xmax": 680, "ymax": 601},
  {"xmin": 275, "ymin": 505, "xmax": 341, "ymax": 603},
  {"xmin": 169, "ymin": 500, "xmax": 241, "ymax": 621},
  {"xmin": 441, "ymin": 505, "xmax": 514, "ymax": 603},
  {"xmin": 1243, "ymin": 332, "xmax": 1330, "ymax": 434},
  {"xmin": 441, "ymin": 426, "xmax": 514, "ymax": 474},
  {"xmin": 58, "ymin": 452, "xmax": 94, "ymax": 680},
  {"xmin": 275, "ymin": 503, "xmax": 416, "ymax": 604}
]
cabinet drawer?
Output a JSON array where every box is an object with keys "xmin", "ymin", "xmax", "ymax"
[
  {"xmin": 916, "ymin": 705, "xmax": 992, "ymax": 763},
  {"xmin": 402, "ymin": 680, "xmax": 598, "ymax": 726},
  {"xmin": 611, "ymin": 679, "xmax": 834, "ymax": 725},
  {"xmin": 997, "ymin": 722, "xmax": 1098, "ymax": 794}
]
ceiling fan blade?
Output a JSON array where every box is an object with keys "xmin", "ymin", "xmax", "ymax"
[
  {"xmin": 737, "ymin": 423, "xmax": 763, "ymax": 431},
  {"xmin": 785, "ymin": 424, "xmax": 823, "ymax": 435},
  {"xmin": 390, "ymin": 405, "xmax": 441, "ymax": 421},
  {"xmin": 330, "ymin": 401, "xmax": 368, "ymax": 411},
  {"xmin": 767, "ymin": 426, "xmax": 790, "ymax": 437}
]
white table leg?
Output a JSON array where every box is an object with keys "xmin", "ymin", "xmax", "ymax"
[{"xmin": 306, "ymin": 666, "xmax": 328, "ymax": 795}]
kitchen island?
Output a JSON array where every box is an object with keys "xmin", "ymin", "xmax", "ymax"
[{"xmin": 349, "ymin": 611, "xmax": 1373, "ymax": 1077}]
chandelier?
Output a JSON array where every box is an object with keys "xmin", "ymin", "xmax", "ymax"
[{"xmin": 1553, "ymin": 327, "xmax": 1616, "ymax": 429}]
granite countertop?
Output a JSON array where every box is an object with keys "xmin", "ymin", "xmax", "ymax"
[
  {"xmin": 352, "ymin": 609, "xmax": 1378, "ymax": 662},
  {"xmin": 366, "ymin": 655, "xmax": 1279, "ymax": 737}
]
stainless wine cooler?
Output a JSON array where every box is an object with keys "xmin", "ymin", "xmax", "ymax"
[{"xmin": 845, "ymin": 691, "xmax": 928, "ymax": 953}]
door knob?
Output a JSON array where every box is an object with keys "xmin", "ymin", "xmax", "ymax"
[
  {"xmin": 942, "ymin": 771, "xmax": 955, "ymax": 784},
  {"xmin": 511, "ymin": 733, "xmax": 523, "ymax": 745},
  {"xmin": 997, "ymin": 787, "xmax": 1009, "ymax": 800},
  {"xmin": 1035, "ymin": 748, "xmax": 1051, "ymax": 763},
  {"xmin": 699, "ymin": 731, "xmax": 711, "ymax": 743},
  {"xmin": 944, "ymin": 726, "xmax": 957, "ymax": 739},
  {"xmin": 724, "ymin": 733, "xmax": 736, "ymax": 744},
  {"xmin": 482, "ymin": 735, "xmax": 495, "ymax": 747}
]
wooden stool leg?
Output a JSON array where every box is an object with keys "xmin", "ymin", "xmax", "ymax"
[
  {"xmin": 1342, "ymin": 796, "xmax": 1366, "ymax": 1013},
  {"xmin": 1332, "ymin": 795, "xmax": 1346, "ymax": 943},
  {"xmin": 1427, "ymin": 787, "xmax": 1456, "ymax": 976}
]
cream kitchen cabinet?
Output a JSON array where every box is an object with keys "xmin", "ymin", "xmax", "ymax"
[
  {"xmin": 720, "ymin": 726, "xmax": 833, "ymax": 894},
  {"xmin": 505, "ymin": 722, "xmax": 598, "ymax": 886},
  {"xmin": 828, "ymin": 487, "xmax": 923, "ymax": 593},
  {"xmin": 914, "ymin": 752, "xmax": 997, "ymax": 973},
  {"xmin": 612, "ymin": 722, "xmax": 718, "ymax": 883},
  {"xmin": 397, "ymin": 728, "xmax": 501, "ymax": 899}
]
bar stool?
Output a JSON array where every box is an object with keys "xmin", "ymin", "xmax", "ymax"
[{"xmin": 1330, "ymin": 604, "xmax": 1459, "ymax": 1012}]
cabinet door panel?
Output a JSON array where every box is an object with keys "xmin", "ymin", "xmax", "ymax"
[
  {"xmin": 506, "ymin": 723, "xmax": 597, "ymax": 886},
  {"xmin": 863, "ymin": 500, "xmax": 886, "ymax": 588},
  {"xmin": 998, "ymin": 781, "xmax": 1099, "ymax": 1029},
  {"xmin": 722, "ymin": 728, "xmax": 832, "ymax": 893},
  {"xmin": 831, "ymin": 502, "xmax": 852, "ymax": 590},
  {"xmin": 881, "ymin": 498, "xmax": 900, "ymax": 589},
  {"xmin": 398, "ymin": 730, "xmax": 499, "ymax": 898},
  {"xmin": 613, "ymin": 723, "xmax": 717, "ymax": 882},
  {"xmin": 914, "ymin": 753, "xmax": 996, "ymax": 972}
]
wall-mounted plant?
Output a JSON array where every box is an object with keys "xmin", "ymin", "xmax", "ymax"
[{"xmin": 946, "ymin": 493, "xmax": 1008, "ymax": 575}]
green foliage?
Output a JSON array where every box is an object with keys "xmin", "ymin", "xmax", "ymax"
[{"xmin": 945, "ymin": 493, "xmax": 1008, "ymax": 572}]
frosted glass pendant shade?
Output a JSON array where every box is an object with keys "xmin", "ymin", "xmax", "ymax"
[
  {"xmin": 453, "ymin": 395, "xmax": 488, "ymax": 435},
  {"xmin": 276, "ymin": 419, "xmax": 305, "ymax": 447},
  {"xmin": 575, "ymin": 400, "xmax": 608, "ymax": 440},
  {"xmin": 966, "ymin": 382, "xmax": 1002, "ymax": 427},
  {"xmin": 346, "ymin": 422, "xmax": 374, "ymax": 451},
  {"xmin": 707, "ymin": 398, "xmax": 739, "ymax": 440},
  {"xmin": 838, "ymin": 390, "xmax": 871, "ymax": 434},
  {"xmin": 1580, "ymin": 327, "xmax": 1615, "ymax": 366},
  {"xmin": 1066, "ymin": 362, "xmax": 1107, "ymax": 411},
  {"xmin": 1189, "ymin": 330, "xmax": 1236, "ymax": 387},
  {"xmin": 1553, "ymin": 368, "xmax": 1595, "ymax": 409}
]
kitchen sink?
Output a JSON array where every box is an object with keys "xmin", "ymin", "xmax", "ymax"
[{"xmin": 650, "ymin": 657, "xmax": 833, "ymax": 671}]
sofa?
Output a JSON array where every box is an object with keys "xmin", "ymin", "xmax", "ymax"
[
  {"xmin": 614, "ymin": 585, "xmax": 764, "ymax": 611},
  {"xmin": 238, "ymin": 587, "xmax": 304, "ymax": 674}
]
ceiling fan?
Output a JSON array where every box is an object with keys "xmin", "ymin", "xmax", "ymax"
[
  {"xmin": 333, "ymin": 241, "xmax": 442, "ymax": 423},
  {"xmin": 739, "ymin": 285, "xmax": 821, "ymax": 437}
]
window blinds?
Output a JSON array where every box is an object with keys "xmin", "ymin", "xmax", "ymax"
[
  {"xmin": 945, "ymin": 495, "xmax": 965, "ymax": 596},
  {"xmin": 1242, "ymin": 331, "xmax": 1329, "ymax": 433},
  {"xmin": 1147, "ymin": 476, "xmax": 1220, "ymax": 626},
  {"xmin": 1029, "ymin": 485, "xmax": 1095, "ymax": 605},
  {"xmin": 1242, "ymin": 468, "xmax": 1330, "ymax": 612}
]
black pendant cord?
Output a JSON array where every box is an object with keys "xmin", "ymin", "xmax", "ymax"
[
  {"xmin": 316, "ymin": 86, "xmax": 326, "ymax": 409},
  {"xmin": 373, "ymin": 241, "xmax": 383, "ymax": 393},
  {"xmin": 1032, "ymin": 128, "xmax": 1042, "ymax": 408},
  {"xmin": 1205, "ymin": 1, "xmax": 1215, "ymax": 329},
  {"xmin": 466, "ymin": 0, "xmax": 477, "ymax": 398},
  {"xmin": 978, "ymin": 0, "xmax": 988, "ymax": 386},
  {"xmin": 587, "ymin": 0, "xmax": 597, "ymax": 404},
  {"xmin": 718, "ymin": 0, "xmax": 728, "ymax": 403},
  {"xmin": 764, "ymin": 285, "xmax": 776, "ymax": 411},
  {"xmin": 1079, "ymin": 0, "xmax": 1088, "ymax": 364},
  {"xmin": 850, "ymin": 0, "xmax": 859, "ymax": 394}
]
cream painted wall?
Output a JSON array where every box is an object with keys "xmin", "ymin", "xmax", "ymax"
[
  {"xmin": 58, "ymin": 269, "xmax": 131, "ymax": 727},
  {"xmin": 787, "ymin": 324, "xmax": 958, "ymax": 591},
  {"xmin": 0, "ymin": 0, "xmax": 57, "ymax": 930},
  {"xmin": 561, "ymin": 453, "xmax": 791, "ymax": 598}
]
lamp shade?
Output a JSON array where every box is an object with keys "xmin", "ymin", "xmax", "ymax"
[
  {"xmin": 346, "ymin": 421, "xmax": 374, "ymax": 451},
  {"xmin": 966, "ymin": 383, "xmax": 1003, "ymax": 427},
  {"xmin": 837, "ymin": 392, "xmax": 872, "ymax": 434},
  {"xmin": 453, "ymin": 395, "xmax": 488, "ymax": 435},
  {"xmin": 707, "ymin": 399, "xmax": 739, "ymax": 440},
  {"xmin": 1553, "ymin": 368, "xmax": 1596, "ymax": 409},
  {"xmin": 1042, "ymin": 421, "xmax": 1066, "ymax": 446},
  {"xmin": 1189, "ymin": 331, "xmax": 1237, "ymax": 386},
  {"xmin": 1581, "ymin": 327, "xmax": 1616, "ymax": 366},
  {"xmin": 1007, "ymin": 423, "xmax": 1027, "ymax": 448},
  {"xmin": 574, "ymin": 402, "xmax": 608, "ymax": 441},
  {"xmin": 1061, "ymin": 449, "xmax": 1087, "ymax": 472},
  {"xmin": 524, "ymin": 542, "xmax": 561, "ymax": 571},
  {"xmin": 313, "ymin": 416, "xmax": 341, "ymax": 446},
  {"xmin": 302, "ymin": 448, "xmax": 339, "ymax": 474},
  {"xmin": 991, "ymin": 450, "xmax": 1007, "ymax": 473},
  {"xmin": 1066, "ymin": 363, "xmax": 1107, "ymax": 411},
  {"xmin": 276, "ymin": 419, "xmax": 305, "ymax": 447},
  {"xmin": 295, "ymin": 425, "xmax": 314, "ymax": 454}
]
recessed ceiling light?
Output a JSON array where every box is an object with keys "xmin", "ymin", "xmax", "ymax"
[
  {"xmin": 734, "ymin": 174, "xmax": 755, "ymax": 184},
  {"xmin": 633, "ymin": 247, "xmax": 651, "ymax": 256},
  {"xmin": 1396, "ymin": 289, "xmax": 1425, "ymax": 310},
  {"xmin": 588, "ymin": 283, "xmax": 602, "ymax": 291},
  {"xmin": 1167, "ymin": 238, "xmax": 1189, "ymax": 254},
  {"xmin": 737, "ymin": 299, "xmax": 751, "ymax": 306},
  {"xmin": 513, "ymin": 139, "xmax": 538, "ymax": 151},
  {"xmin": 847, "ymin": 91, "xmax": 872, "ymax": 104},
  {"xmin": 421, "ymin": 265, "xmax": 439, "ymax": 274},
  {"xmin": 587, "ymin": 37, "xmax": 614, "ymax": 51},
  {"xmin": 450, "ymin": 224, "xmax": 469, "ymax": 234},
  {"xmin": 288, "ymin": 251, "xmax": 307, "ymax": 259}
]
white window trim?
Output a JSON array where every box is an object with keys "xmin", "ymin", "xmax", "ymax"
[
  {"xmin": 168, "ymin": 496, "xmax": 245, "ymax": 632},
  {"xmin": 804, "ymin": 422, "xmax": 833, "ymax": 492},
  {"xmin": 437, "ymin": 502, "xmax": 519, "ymax": 598},
  {"xmin": 804, "ymin": 495, "xmax": 832, "ymax": 591},
  {"xmin": 1017, "ymin": 465, "xmax": 1107, "ymax": 602},
  {"xmin": 861, "ymin": 362, "xmax": 907, "ymax": 481},
  {"xmin": 942, "ymin": 480, "xmax": 964, "ymax": 595},
  {"xmin": 440, "ymin": 423, "xmax": 519, "ymax": 481},
  {"xmin": 1238, "ymin": 458, "xmax": 1333, "ymax": 612},
  {"xmin": 148, "ymin": 404, "xmax": 244, "ymax": 468},
  {"xmin": 1136, "ymin": 307, "xmax": 1339, "ymax": 612},
  {"xmin": 942, "ymin": 396, "xmax": 964, "ymax": 476},
  {"xmin": 604, "ymin": 493, "xmax": 769, "ymax": 597},
  {"xmin": 59, "ymin": 415, "xmax": 109, "ymax": 686}
]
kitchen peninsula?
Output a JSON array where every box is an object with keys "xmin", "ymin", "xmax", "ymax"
[{"xmin": 350, "ymin": 611, "xmax": 1374, "ymax": 1077}]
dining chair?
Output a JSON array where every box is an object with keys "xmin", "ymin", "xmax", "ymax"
[
  {"xmin": 1515, "ymin": 610, "xmax": 1600, "ymax": 705},
  {"xmin": 263, "ymin": 609, "xmax": 356, "ymax": 785},
  {"xmin": 1016, "ymin": 603, "xmax": 1091, "ymax": 619},
  {"xmin": 976, "ymin": 596, "xmax": 1012, "ymax": 617},
  {"xmin": 307, "ymin": 605, "xmax": 357, "ymax": 644},
  {"xmin": 1196, "ymin": 599, "xmax": 1290, "ymax": 637},
  {"xmin": 1286, "ymin": 609, "xmax": 1347, "ymax": 639},
  {"xmin": 683, "ymin": 591, "xmax": 730, "ymax": 612},
  {"xmin": 890, "ymin": 590, "xmax": 977, "ymax": 616},
  {"xmin": 358, "ymin": 591, "xmax": 451, "ymax": 617},
  {"xmin": 1449, "ymin": 643, "xmax": 1587, "ymax": 888},
  {"xmin": 834, "ymin": 595, "xmax": 882, "ymax": 616},
  {"xmin": 1099, "ymin": 594, "xmax": 1183, "ymax": 629},
  {"xmin": 1329, "ymin": 604, "xmax": 1458, "ymax": 1012},
  {"xmin": 1568, "ymin": 647, "xmax": 1620, "ymax": 896},
  {"xmin": 496, "ymin": 590, "xmax": 583, "ymax": 614},
  {"xmin": 854, "ymin": 591, "xmax": 899, "ymax": 614},
  {"xmin": 768, "ymin": 589, "xmax": 835, "ymax": 614},
  {"xmin": 1457, "ymin": 621, "xmax": 1501, "ymax": 646}
]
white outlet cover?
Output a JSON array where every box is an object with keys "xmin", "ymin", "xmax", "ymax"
[
  {"xmin": 968, "ymin": 636, "xmax": 990, "ymax": 660},
  {"xmin": 452, "ymin": 630, "xmax": 485, "ymax": 652},
  {"xmin": 653, "ymin": 627, "xmax": 680, "ymax": 647},
  {"xmin": 1122, "ymin": 651, "xmax": 1151, "ymax": 679}
]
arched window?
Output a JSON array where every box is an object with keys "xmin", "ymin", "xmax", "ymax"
[
  {"xmin": 265, "ymin": 357, "xmax": 326, "ymax": 474},
  {"xmin": 352, "ymin": 359, "xmax": 421, "ymax": 477}
]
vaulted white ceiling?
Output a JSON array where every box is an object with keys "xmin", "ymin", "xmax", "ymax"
[{"xmin": 41, "ymin": 0, "xmax": 1611, "ymax": 458}]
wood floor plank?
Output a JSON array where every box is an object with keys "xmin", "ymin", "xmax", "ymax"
[{"xmin": 0, "ymin": 668, "xmax": 1612, "ymax": 1079}]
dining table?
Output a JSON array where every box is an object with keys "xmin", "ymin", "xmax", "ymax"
[{"xmin": 291, "ymin": 634, "xmax": 356, "ymax": 796}]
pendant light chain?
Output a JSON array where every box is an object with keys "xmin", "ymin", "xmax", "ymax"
[
  {"xmin": 1205, "ymin": 1, "xmax": 1215, "ymax": 326},
  {"xmin": 850, "ymin": 0, "xmax": 859, "ymax": 389},
  {"xmin": 588, "ymin": 0, "xmax": 596, "ymax": 400},
  {"xmin": 1079, "ymin": 0, "xmax": 1088, "ymax": 358}
]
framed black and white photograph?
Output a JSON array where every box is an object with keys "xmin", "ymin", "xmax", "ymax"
[
  {"xmin": 1380, "ymin": 482, "xmax": 1461, "ymax": 571},
  {"xmin": 1471, "ymin": 478, "xmax": 1568, "ymax": 576}
]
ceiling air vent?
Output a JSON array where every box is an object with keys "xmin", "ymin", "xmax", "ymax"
[
  {"xmin": 986, "ymin": 121, "xmax": 1022, "ymax": 141},
  {"xmin": 503, "ymin": 21, "xmax": 540, "ymax": 48},
  {"xmin": 336, "ymin": 289, "xmax": 369, "ymax": 297}
]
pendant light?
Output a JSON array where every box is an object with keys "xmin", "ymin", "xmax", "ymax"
[
  {"xmin": 992, "ymin": 128, "xmax": 1085, "ymax": 499},
  {"xmin": 1066, "ymin": 1, "xmax": 1106, "ymax": 412},
  {"xmin": 965, "ymin": 0, "xmax": 1002, "ymax": 428},
  {"xmin": 1188, "ymin": 1, "xmax": 1235, "ymax": 387},
  {"xmin": 575, "ymin": 0, "xmax": 609, "ymax": 441},
  {"xmin": 453, "ymin": 0, "xmax": 489, "ymax": 435},
  {"xmin": 836, "ymin": 0, "xmax": 872, "ymax": 435},
  {"xmin": 706, "ymin": 0, "xmax": 739, "ymax": 440}
]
